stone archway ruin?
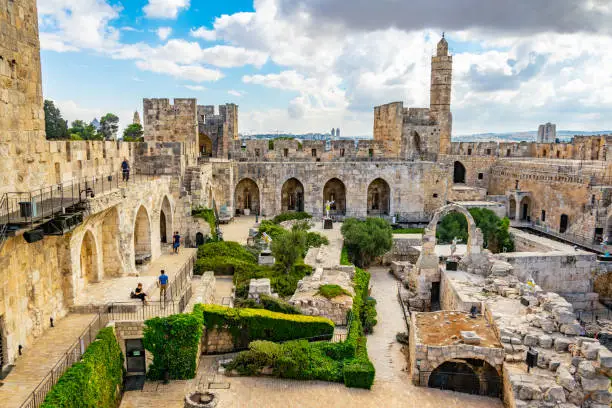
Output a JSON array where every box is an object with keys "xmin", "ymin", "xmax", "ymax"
[
  {"xmin": 101, "ymin": 207, "xmax": 121, "ymax": 278},
  {"xmin": 134, "ymin": 206, "xmax": 152, "ymax": 265},
  {"xmin": 427, "ymin": 358, "xmax": 502, "ymax": 398},
  {"xmin": 281, "ymin": 178, "xmax": 304, "ymax": 212},
  {"xmin": 80, "ymin": 230, "xmax": 99, "ymax": 284},
  {"xmin": 367, "ymin": 178, "xmax": 391, "ymax": 215},
  {"xmin": 160, "ymin": 195, "xmax": 172, "ymax": 244},
  {"xmin": 453, "ymin": 161, "xmax": 466, "ymax": 183},
  {"xmin": 323, "ymin": 178, "xmax": 346, "ymax": 215},
  {"xmin": 416, "ymin": 204, "xmax": 487, "ymax": 282},
  {"xmin": 234, "ymin": 178, "xmax": 260, "ymax": 215}
]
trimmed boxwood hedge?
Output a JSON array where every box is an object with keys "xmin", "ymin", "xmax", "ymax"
[
  {"xmin": 194, "ymin": 304, "xmax": 334, "ymax": 347},
  {"xmin": 143, "ymin": 312, "xmax": 203, "ymax": 380},
  {"xmin": 40, "ymin": 327, "xmax": 124, "ymax": 408},
  {"xmin": 271, "ymin": 211, "xmax": 312, "ymax": 224}
]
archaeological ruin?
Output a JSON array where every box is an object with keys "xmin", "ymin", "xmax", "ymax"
[{"xmin": 0, "ymin": 0, "xmax": 611, "ymax": 407}]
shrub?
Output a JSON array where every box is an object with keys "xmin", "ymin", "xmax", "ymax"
[
  {"xmin": 361, "ymin": 297, "xmax": 378, "ymax": 334},
  {"xmin": 343, "ymin": 357, "xmax": 375, "ymax": 389},
  {"xmin": 40, "ymin": 328, "xmax": 124, "ymax": 408},
  {"xmin": 195, "ymin": 255, "xmax": 258, "ymax": 276},
  {"xmin": 340, "ymin": 246, "xmax": 351, "ymax": 265},
  {"xmin": 272, "ymin": 211, "xmax": 312, "ymax": 224},
  {"xmin": 306, "ymin": 231, "xmax": 329, "ymax": 249},
  {"xmin": 272, "ymin": 227, "xmax": 307, "ymax": 273},
  {"xmin": 317, "ymin": 284, "xmax": 350, "ymax": 299},
  {"xmin": 193, "ymin": 207, "xmax": 217, "ymax": 240},
  {"xmin": 194, "ymin": 304, "xmax": 334, "ymax": 348},
  {"xmin": 197, "ymin": 241, "xmax": 256, "ymax": 263},
  {"xmin": 258, "ymin": 220, "xmax": 286, "ymax": 240},
  {"xmin": 259, "ymin": 294, "xmax": 302, "ymax": 314},
  {"xmin": 143, "ymin": 313, "xmax": 203, "ymax": 380},
  {"xmin": 341, "ymin": 218, "xmax": 393, "ymax": 267}
]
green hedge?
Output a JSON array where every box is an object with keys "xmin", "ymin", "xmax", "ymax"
[
  {"xmin": 194, "ymin": 304, "xmax": 334, "ymax": 347},
  {"xmin": 143, "ymin": 313, "xmax": 203, "ymax": 380},
  {"xmin": 40, "ymin": 327, "xmax": 124, "ymax": 408},
  {"xmin": 343, "ymin": 355, "xmax": 375, "ymax": 389},
  {"xmin": 362, "ymin": 297, "xmax": 378, "ymax": 334},
  {"xmin": 271, "ymin": 211, "xmax": 312, "ymax": 224},
  {"xmin": 234, "ymin": 294, "xmax": 302, "ymax": 315},
  {"xmin": 197, "ymin": 241, "xmax": 256, "ymax": 263},
  {"xmin": 340, "ymin": 246, "xmax": 351, "ymax": 265},
  {"xmin": 193, "ymin": 207, "xmax": 217, "ymax": 240}
]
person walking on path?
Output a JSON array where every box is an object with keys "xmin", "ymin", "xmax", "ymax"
[
  {"xmin": 158, "ymin": 270, "xmax": 169, "ymax": 300},
  {"xmin": 121, "ymin": 158, "xmax": 130, "ymax": 182},
  {"xmin": 172, "ymin": 231, "xmax": 181, "ymax": 254}
]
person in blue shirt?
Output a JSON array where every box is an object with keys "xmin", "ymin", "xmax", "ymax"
[
  {"xmin": 172, "ymin": 231, "xmax": 181, "ymax": 254},
  {"xmin": 158, "ymin": 269, "xmax": 169, "ymax": 300},
  {"xmin": 121, "ymin": 158, "xmax": 130, "ymax": 181}
]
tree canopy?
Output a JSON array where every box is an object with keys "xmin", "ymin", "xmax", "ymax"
[
  {"xmin": 99, "ymin": 113, "xmax": 119, "ymax": 140},
  {"xmin": 68, "ymin": 120, "xmax": 102, "ymax": 140},
  {"xmin": 341, "ymin": 217, "xmax": 393, "ymax": 267},
  {"xmin": 122, "ymin": 123, "xmax": 144, "ymax": 142},
  {"xmin": 436, "ymin": 208, "xmax": 514, "ymax": 253},
  {"xmin": 271, "ymin": 225, "xmax": 307, "ymax": 273},
  {"xmin": 44, "ymin": 100, "xmax": 68, "ymax": 139}
]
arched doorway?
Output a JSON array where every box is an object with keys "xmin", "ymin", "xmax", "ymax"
[
  {"xmin": 199, "ymin": 133, "xmax": 213, "ymax": 157},
  {"xmin": 508, "ymin": 197, "xmax": 516, "ymax": 220},
  {"xmin": 134, "ymin": 206, "xmax": 152, "ymax": 264},
  {"xmin": 281, "ymin": 178, "xmax": 304, "ymax": 212},
  {"xmin": 428, "ymin": 358, "xmax": 501, "ymax": 397},
  {"xmin": 160, "ymin": 196, "xmax": 172, "ymax": 244},
  {"xmin": 196, "ymin": 232, "xmax": 205, "ymax": 246},
  {"xmin": 519, "ymin": 197, "xmax": 531, "ymax": 221},
  {"xmin": 453, "ymin": 161, "xmax": 466, "ymax": 183},
  {"xmin": 101, "ymin": 207, "xmax": 121, "ymax": 277},
  {"xmin": 367, "ymin": 178, "xmax": 390, "ymax": 215},
  {"xmin": 80, "ymin": 230, "xmax": 98, "ymax": 284},
  {"xmin": 234, "ymin": 178, "xmax": 260, "ymax": 215},
  {"xmin": 560, "ymin": 214, "xmax": 569, "ymax": 233},
  {"xmin": 323, "ymin": 178, "xmax": 346, "ymax": 215}
]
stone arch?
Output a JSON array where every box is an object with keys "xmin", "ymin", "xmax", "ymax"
[
  {"xmin": 519, "ymin": 196, "xmax": 531, "ymax": 221},
  {"xmin": 199, "ymin": 133, "xmax": 213, "ymax": 157},
  {"xmin": 412, "ymin": 131, "xmax": 422, "ymax": 156},
  {"xmin": 508, "ymin": 196, "xmax": 516, "ymax": 220},
  {"xmin": 133, "ymin": 205, "xmax": 152, "ymax": 264},
  {"xmin": 101, "ymin": 207, "xmax": 121, "ymax": 277},
  {"xmin": 428, "ymin": 358, "xmax": 501, "ymax": 397},
  {"xmin": 323, "ymin": 178, "xmax": 346, "ymax": 215},
  {"xmin": 281, "ymin": 177, "xmax": 304, "ymax": 212},
  {"xmin": 367, "ymin": 178, "xmax": 391, "ymax": 215},
  {"xmin": 80, "ymin": 230, "xmax": 99, "ymax": 284},
  {"xmin": 159, "ymin": 195, "xmax": 172, "ymax": 244},
  {"xmin": 453, "ymin": 161, "xmax": 466, "ymax": 183},
  {"xmin": 234, "ymin": 178, "xmax": 260, "ymax": 215}
]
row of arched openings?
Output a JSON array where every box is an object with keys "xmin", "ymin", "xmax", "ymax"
[{"xmin": 234, "ymin": 177, "xmax": 391, "ymax": 216}]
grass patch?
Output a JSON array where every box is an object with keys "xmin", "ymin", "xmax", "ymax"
[
  {"xmin": 392, "ymin": 227, "xmax": 424, "ymax": 234},
  {"xmin": 317, "ymin": 284, "xmax": 350, "ymax": 299}
]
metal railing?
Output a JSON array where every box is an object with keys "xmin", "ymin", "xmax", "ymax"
[
  {"xmin": 19, "ymin": 313, "xmax": 110, "ymax": 408},
  {"xmin": 1, "ymin": 166, "xmax": 157, "ymax": 233},
  {"xmin": 517, "ymin": 222, "xmax": 605, "ymax": 254},
  {"xmin": 397, "ymin": 281, "xmax": 411, "ymax": 332}
]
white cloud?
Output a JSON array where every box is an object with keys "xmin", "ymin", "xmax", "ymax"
[
  {"xmin": 38, "ymin": 0, "xmax": 121, "ymax": 51},
  {"xmin": 228, "ymin": 90, "xmax": 245, "ymax": 97},
  {"xmin": 135, "ymin": 59, "xmax": 223, "ymax": 82},
  {"xmin": 156, "ymin": 27, "xmax": 173, "ymax": 40},
  {"xmin": 185, "ymin": 85, "xmax": 206, "ymax": 91},
  {"xmin": 143, "ymin": 0, "xmax": 190, "ymax": 19},
  {"xmin": 190, "ymin": 27, "xmax": 216, "ymax": 41},
  {"xmin": 120, "ymin": 26, "xmax": 142, "ymax": 32}
]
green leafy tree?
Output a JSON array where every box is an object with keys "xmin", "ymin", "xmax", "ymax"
[
  {"xmin": 272, "ymin": 226, "xmax": 307, "ymax": 273},
  {"xmin": 68, "ymin": 120, "xmax": 101, "ymax": 140},
  {"xmin": 341, "ymin": 218, "xmax": 393, "ymax": 267},
  {"xmin": 436, "ymin": 208, "xmax": 514, "ymax": 253},
  {"xmin": 43, "ymin": 99, "xmax": 68, "ymax": 139},
  {"xmin": 99, "ymin": 113, "xmax": 119, "ymax": 140},
  {"xmin": 123, "ymin": 123, "xmax": 144, "ymax": 142}
]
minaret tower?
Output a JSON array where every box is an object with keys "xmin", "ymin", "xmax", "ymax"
[{"xmin": 430, "ymin": 34, "xmax": 453, "ymax": 155}]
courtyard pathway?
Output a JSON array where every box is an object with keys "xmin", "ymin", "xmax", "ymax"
[
  {"xmin": 0, "ymin": 313, "xmax": 96, "ymax": 408},
  {"xmin": 219, "ymin": 215, "xmax": 258, "ymax": 244},
  {"xmin": 303, "ymin": 221, "xmax": 343, "ymax": 268},
  {"xmin": 120, "ymin": 265, "xmax": 503, "ymax": 408}
]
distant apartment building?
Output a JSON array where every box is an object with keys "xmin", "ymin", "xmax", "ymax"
[{"xmin": 537, "ymin": 122, "xmax": 556, "ymax": 143}]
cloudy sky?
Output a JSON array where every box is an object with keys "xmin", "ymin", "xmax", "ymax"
[{"xmin": 39, "ymin": 0, "xmax": 612, "ymax": 136}]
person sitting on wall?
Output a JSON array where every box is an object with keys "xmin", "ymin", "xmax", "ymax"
[{"xmin": 131, "ymin": 283, "xmax": 148, "ymax": 305}]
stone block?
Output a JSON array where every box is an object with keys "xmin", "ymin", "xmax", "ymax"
[
  {"xmin": 539, "ymin": 335, "xmax": 553, "ymax": 348},
  {"xmin": 523, "ymin": 334, "xmax": 539, "ymax": 346},
  {"xmin": 543, "ymin": 385, "xmax": 566, "ymax": 403},
  {"xmin": 556, "ymin": 366, "xmax": 576, "ymax": 392},
  {"xmin": 580, "ymin": 375, "xmax": 610, "ymax": 393},
  {"xmin": 460, "ymin": 331, "xmax": 481, "ymax": 345},
  {"xmin": 597, "ymin": 347, "xmax": 612, "ymax": 372},
  {"xmin": 511, "ymin": 337, "xmax": 522, "ymax": 345},
  {"xmin": 591, "ymin": 391, "xmax": 612, "ymax": 405},
  {"xmin": 581, "ymin": 341, "xmax": 601, "ymax": 360},
  {"xmin": 554, "ymin": 337, "xmax": 571, "ymax": 352},
  {"xmin": 577, "ymin": 360, "xmax": 596, "ymax": 379},
  {"xmin": 560, "ymin": 323, "xmax": 582, "ymax": 336},
  {"xmin": 518, "ymin": 382, "xmax": 543, "ymax": 400}
]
